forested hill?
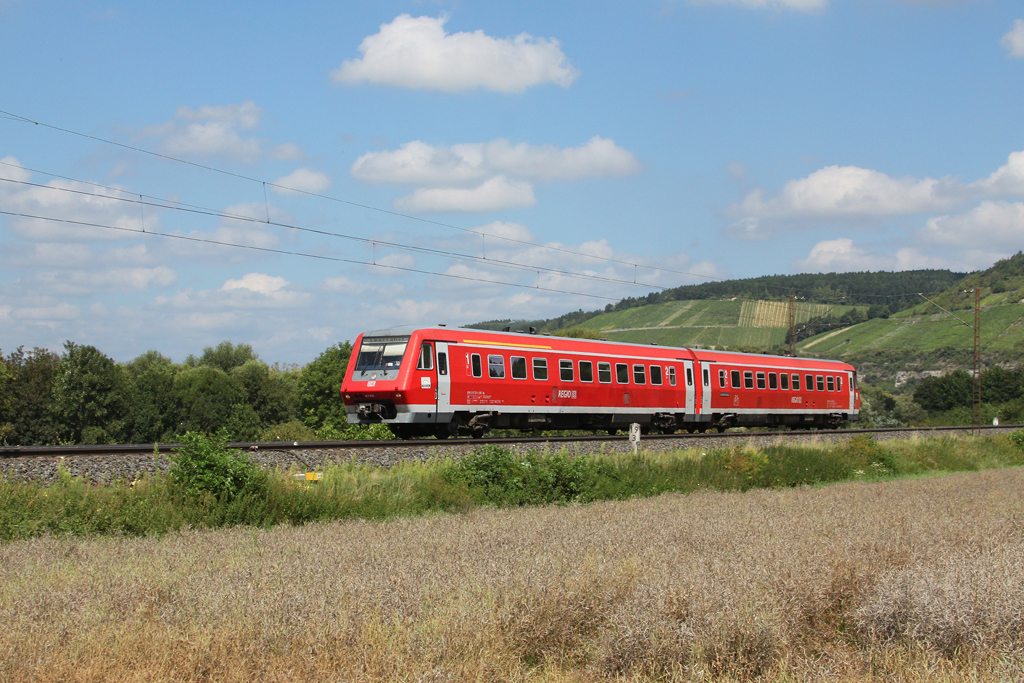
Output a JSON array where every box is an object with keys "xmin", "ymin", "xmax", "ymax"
[{"xmin": 470, "ymin": 269, "xmax": 966, "ymax": 334}]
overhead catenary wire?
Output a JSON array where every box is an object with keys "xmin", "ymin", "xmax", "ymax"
[
  {"xmin": 0, "ymin": 171, "xmax": 674, "ymax": 292},
  {"xmin": 0, "ymin": 108, "xmax": 721, "ymax": 283},
  {"xmin": 0, "ymin": 109, "xmax": 979, "ymax": 310},
  {"xmin": 0, "ymin": 209, "xmax": 624, "ymax": 301}
]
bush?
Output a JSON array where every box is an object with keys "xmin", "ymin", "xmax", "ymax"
[
  {"xmin": 1008, "ymin": 429, "xmax": 1024, "ymax": 452},
  {"xmin": 169, "ymin": 431, "xmax": 266, "ymax": 501},
  {"xmin": 315, "ymin": 422, "xmax": 396, "ymax": 440},
  {"xmin": 444, "ymin": 445, "xmax": 601, "ymax": 505},
  {"xmin": 260, "ymin": 420, "xmax": 318, "ymax": 442}
]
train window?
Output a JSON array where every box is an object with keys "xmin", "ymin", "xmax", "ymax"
[
  {"xmin": 806, "ymin": 374, "xmax": 814, "ymax": 390},
  {"xmin": 533, "ymin": 357, "xmax": 548, "ymax": 381},
  {"xmin": 471, "ymin": 354, "xmax": 482, "ymax": 378},
  {"xmin": 791, "ymin": 374, "xmax": 800, "ymax": 390},
  {"xmin": 511, "ymin": 356, "xmax": 527, "ymax": 380},
  {"xmin": 560, "ymin": 360, "xmax": 574, "ymax": 382},
  {"xmin": 768, "ymin": 372, "xmax": 778, "ymax": 390},
  {"xmin": 579, "ymin": 361, "xmax": 594, "ymax": 383},
  {"xmin": 650, "ymin": 365, "xmax": 663, "ymax": 385},
  {"xmin": 756, "ymin": 372, "xmax": 766, "ymax": 389},
  {"xmin": 744, "ymin": 371, "xmax": 754, "ymax": 389},
  {"xmin": 488, "ymin": 355, "xmax": 505, "ymax": 379},
  {"xmin": 703, "ymin": 368, "xmax": 710, "ymax": 386},
  {"xmin": 816, "ymin": 375, "xmax": 825, "ymax": 392},
  {"xmin": 827, "ymin": 376, "xmax": 835, "ymax": 392},
  {"xmin": 668, "ymin": 367, "xmax": 677, "ymax": 386},
  {"xmin": 718, "ymin": 369, "xmax": 726, "ymax": 387},
  {"xmin": 616, "ymin": 363, "xmax": 629, "ymax": 384},
  {"xmin": 416, "ymin": 343, "xmax": 434, "ymax": 370},
  {"xmin": 438, "ymin": 352, "xmax": 448, "ymax": 376},
  {"xmin": 686, "ymin": 367, "xmax": 693, "ymax": 386},
  {"xmin": 837, "ymin": 376, "xmax": 843, "ymax": 391},
  {"xmin": 598, "ymin": 362, "xmax": 612, "ymax": 383},
  {"xmin": 633, "ymin": 364, "xmax": 646, "ymax": 385},
  {"xmin": 732, "ymin": 370, "xmax": 741, "ymax": 388},
  {"xmin": 780, "ymin": 373, "xmax": 789, "ymax": 390}
]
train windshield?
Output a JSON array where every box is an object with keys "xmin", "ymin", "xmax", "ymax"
[{"xmin": 354, "ymin": 336, "xmax": 409, "ymax": 372}]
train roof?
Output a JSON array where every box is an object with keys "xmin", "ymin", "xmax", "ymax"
[{"xmin": 356, "ymin": 325, "xmax": 855, "ymax": 369}]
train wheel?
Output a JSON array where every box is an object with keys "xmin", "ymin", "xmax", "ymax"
[
  {"xmin": 608, "ymin": 428, "xmax": 618, "ymax": 436},
  {"xmin": 471, "ymin": 426, "xmax": 486, "ymax": 439},
  {"xmin": 716, "ymin": 426, "xmax": 727, "ymax": 433},
  {"xmin": 434, "ymin": 426, "xmax": 451, "ymax": 440}
]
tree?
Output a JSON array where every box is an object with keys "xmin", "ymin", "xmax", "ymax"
[
  {"xmin": 913, "ymin": 371, "xmax": 973, "ymax": 413},
  {"xmin": 51, "ymin": 342, "xmax": 131, "ymax": 444},
  {"xmin": 124, "ymin": 350, "xmax": 180, "ymax": 443},
  {"xmin": 1, "ymin": 347, "xmax": 61, "ymax": 445},
  {"xmin": 297, "ymin": 342, "xmax": 352, "ymax": 429},
  {"xmin": 231, "ymin": 359, "xmax": 297, "ymax": 427},
  {"xmin": 980, "ymin": 366, "xmax": 1023, "ymax": 405},
  {"xmin": 172, "ymin": 366, "xmax": 246, "ymax": 436},
  {"xmin": 185, "ymin": 341, "xmax": 259, "ymax": 373}
]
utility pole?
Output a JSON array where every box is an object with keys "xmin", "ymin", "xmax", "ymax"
[
  {"xmin": 973, "ymin": 287, "xmax": 982, "ymax": 436},
  {"xmin": 917, "ymin": 288, "xmax": 983, "ymax": 435},
  {"xmin": 788, "ymin": 295, "xmax": 796, "ymax": 356}
]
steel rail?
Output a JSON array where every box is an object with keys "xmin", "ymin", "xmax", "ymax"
[{"xmin": 1, "ymin": 424, "xmax": 1018, "ymax": 459}]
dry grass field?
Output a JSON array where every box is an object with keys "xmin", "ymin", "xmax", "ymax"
[{"xmin": 2, "ymin": 467, "xmax": 1022, "ymax": 682}]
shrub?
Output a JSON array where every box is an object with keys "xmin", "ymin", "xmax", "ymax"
[
  {"xmin": 444, "ymin": 445, "xmax": 600, "ymax": 506},
  {"xmin": 260, "ymin": 420, "xmax": 317, "ymax": 442},
  {"xmin": 1008, "ymin": 429, "xmax": 1024, "ymax": 452},
  {"xmin": 168, "ymin": 430, "xmax": 266, "ymax": 501},
  {"xmin": 315, "ymin": 422, "xmax": 396, "ymax": 440}
]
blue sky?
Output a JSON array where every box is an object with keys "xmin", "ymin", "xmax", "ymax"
[{"xmin": 2, "ymin": 0, "xmax": 1023, "ymax": 364}]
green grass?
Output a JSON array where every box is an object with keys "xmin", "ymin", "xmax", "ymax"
[
  {"xmin": 568, "ymin": 299, "xmax": 867, "ymax": 350},
  {"xmin": 2, "ymin": 432, "xmax": 1023, "ymax": 542}
]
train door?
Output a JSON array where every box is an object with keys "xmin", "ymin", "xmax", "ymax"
[
  {"xmin": 435, "ymin": 341, "xmax": 452, "ymax": 423},
  {"xmin": 700, "ymin": 363, "xmax": 712, "ymax": 415},
  {"xmin": 681, "ymin": 360, "xmax": 696, "ymax": 414}
]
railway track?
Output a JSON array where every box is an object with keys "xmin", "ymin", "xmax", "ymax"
[
  {"xmin": 2, "ymin": 424, "xmax": 1019, "ymax": 485},
  {"xmin": 1, "ymin": 423, "xmax": 1018, "ymax": 459}
]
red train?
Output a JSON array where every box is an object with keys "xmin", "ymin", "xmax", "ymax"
[{"xmin": 340, "ymin": 326, "xmax": 860, "ymax": 438}]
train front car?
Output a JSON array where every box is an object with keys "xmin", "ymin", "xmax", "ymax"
[{"xmin": 341, "ymin": 329, "xmax": 429, "ymax": 439}]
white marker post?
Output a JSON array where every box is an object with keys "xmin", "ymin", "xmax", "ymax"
[{"xmin": 629, "ymin": 422, "xmax": 641, "ymax": 455}]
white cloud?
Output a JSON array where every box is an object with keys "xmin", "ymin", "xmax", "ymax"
[
  {"xmin": 395, "ymin": 176, "xmax": 536, "ymax": 212},
  {"xmin": 332, "ymin": 14, "xmax": 579, "ymax": 93},
  {"xmin": 141, "ymin": 102, "xmax": 304, "ymax": 164},
  {"xmin": 32, "ymin": 267, "xmax": 177, "ymax": 295},
  {"xmin": 691, "ymin": 0, "xmax": 827, "ymax": 10},
  {"xmin": 735, "ymin": 165, "xmax": 963, "ymax": 221},
  {"xmin": 12, "ymin": 302, "xmax": 80, "ymax": 322},
  {"xmin": 1001, "ymin": 19, "xmax": 1024, "ymax": 57},
  {"xmin": 353, "ymin": 137, "xmax": 639, "ymax": 186},
  {"xmin": 792, "ymin": 238, "xmax": 947, "ymax": 272},
  {"xmin": 729, "ymin": 147, "xmax": 1024, "ymax": 239},
  {"xmin": 920, "ymin": 201, "xmax": 1024, "ymax": 251},
  {"xmin": 352, "ymin": 136, "xmax": 640, "ymax": 212},
  {"xmin": 972, "ymin": 150, "xmax": 1024, "ymax": 195},
  {"xmin": 0, "ymin": 156, "xmax": 153, "ymax": 241},
  {"xmin": 270, "ymin": 168, "xmax": 332, "ymax": 195},
  {"xmin": 222, "ymin": 273, "xmax": 288, "ymax": 295}
]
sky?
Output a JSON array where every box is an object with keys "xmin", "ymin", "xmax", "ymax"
[{"xmin": 2, "ymin": 0, "xmax": 1023, "ymax": 365}]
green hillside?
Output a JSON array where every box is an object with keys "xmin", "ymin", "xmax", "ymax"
[
  {"xmin": 797, "ymin": 253, "xmax": 1024, "ymax": 385},
  {"xmin": 572, "ymin": 299, "xmax": 862, "ymax": 350},
  {"xmin": 472, "ymin": 253, "xmax": 1024, "ymax": 389}
]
